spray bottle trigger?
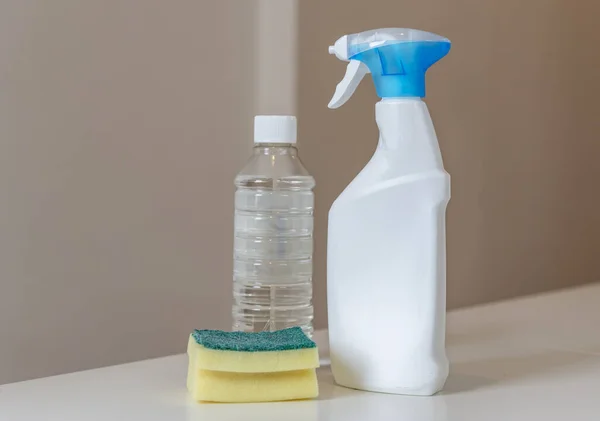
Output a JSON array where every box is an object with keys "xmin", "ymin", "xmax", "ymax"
[{"xmin": 328, "ymin": 60, "xmax": 369, "ymax": 109}]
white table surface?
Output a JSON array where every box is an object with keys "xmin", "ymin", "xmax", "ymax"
[{"xmin": 2, "ymin": 283, "xmax": 600, "ymax": 421}]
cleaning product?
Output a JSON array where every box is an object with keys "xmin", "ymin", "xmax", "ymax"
[
  {"xmin": 232, "ymin": 116, "xmax": 315, "ymax": 336},
  {"xmin": 186, "ymin": 327, "xmax": 319, "ymax": 402},
  {"xmin": 327, "ymin": 28, "xmax": 452, "ymax": 396}
]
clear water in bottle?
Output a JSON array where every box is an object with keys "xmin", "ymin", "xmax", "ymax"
[{"xmin": 232, "ymin": 142, "xmax": 315, "ymax": 337}]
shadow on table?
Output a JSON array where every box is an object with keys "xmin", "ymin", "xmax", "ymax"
[{"xmin": 443, "ymin": 349, "xmax": 595, "ymax": 394}]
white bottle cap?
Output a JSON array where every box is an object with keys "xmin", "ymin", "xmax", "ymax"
[{"xmin": 254, "ymin": 115, "xmax": 297, "ymax": 144}]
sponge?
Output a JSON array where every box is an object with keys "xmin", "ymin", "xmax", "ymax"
[
  {"xmin": 189, "ymin": 369, "xmax": 318, "ymax": 403},
  {"xmin": 186, "ymin": 327, "xmax": 319, "ymax": 403}
]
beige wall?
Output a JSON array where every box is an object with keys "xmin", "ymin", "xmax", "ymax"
[
  {"xmin": 4, "ymin": 0, "xmax": 600, "ymax": 384},
  {"xmin": 0, "ymin": 0, "xmax": 259, "ymax": 384},
  {"xmin": 299, "ymin": 1, "xmax": 600, "ymax": 328}
]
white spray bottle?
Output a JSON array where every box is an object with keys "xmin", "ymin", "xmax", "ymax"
[{"xmin": 327, "ymin": 28, "xmax": 451, "ymax": 395}]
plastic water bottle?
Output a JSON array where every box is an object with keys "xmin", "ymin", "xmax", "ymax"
[{"xmin": 232, "ymin": 116, "xmax": 315, "ymax": 337}]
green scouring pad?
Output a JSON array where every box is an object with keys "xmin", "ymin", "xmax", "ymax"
[{"xmin": 191, "ymin": 327, "xmax": 317, "ymax": 352}]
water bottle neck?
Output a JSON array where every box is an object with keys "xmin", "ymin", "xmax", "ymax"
[{"xmin": 253, "ymin": 143, "xmax": 297, "ymax": 156}]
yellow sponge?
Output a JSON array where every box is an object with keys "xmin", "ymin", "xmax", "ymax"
[
  {"xmin": 186, "ymin": 328, "xmax": 319, "ymax": 403},
  {"xmin": 188, "ymin": 369, "xmax": 318, "ymax": 403}
]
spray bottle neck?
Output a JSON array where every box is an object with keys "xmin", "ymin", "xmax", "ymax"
[{"xmin": 375, "ymin": 98, "xmax": 444, "ymax": 170}]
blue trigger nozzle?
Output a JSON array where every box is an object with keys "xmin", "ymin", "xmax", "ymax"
[{"xmin": 351, "ymin": 40, "xmax": 451, "ymax": 98}]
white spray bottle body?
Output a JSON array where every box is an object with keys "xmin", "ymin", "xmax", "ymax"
[{"xmin": 327, "ymin": 98, "xmax": 450, "ymax": 395}]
